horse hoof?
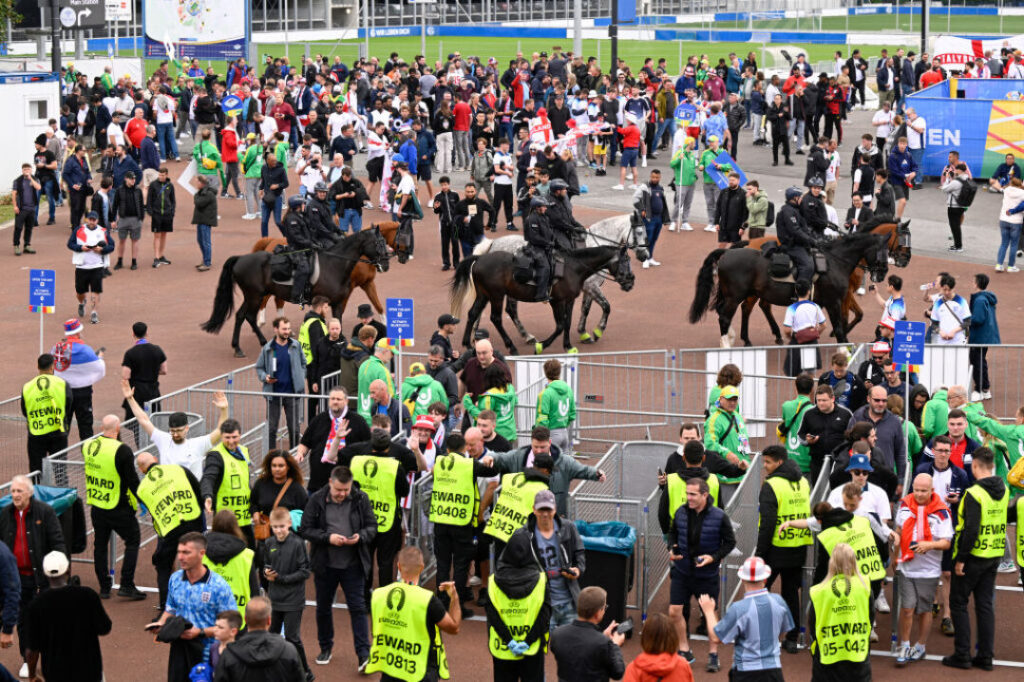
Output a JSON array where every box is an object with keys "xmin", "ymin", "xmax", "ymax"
[
  {"xmin": 720, "ymin": 335, "xmax": 731, "ymax": 349},
  {"xmin": 579, "ymin": 335, "xmax": 594, "ymax": 344},
  {"xmin": 507, "ymin": 346, "xmax": 519, "ymax": 356},
  {"xmin": 233, "ymin": 349, "xmax": 246, "ymax": 358},
  {"xmin": 743, "ymin": 341, "xmax": 752, "ymax": 348},
  {"xmin": 534, "ymin": 342, "xmax": 543, "ymax": 355},
  {"xmin": 567, "ymin": 347, "xmax": 579, "ymax": 354},
  {"xmin": 592, "ymin": 328, "xmax": 603, "ymax": 340},
  {"xmin": 526, "ymin": 336, "xmax": 537, "ymax": 344},
  {"xmin": 774, "ymin": 337, "xmax": 784, "ymax": 346}
]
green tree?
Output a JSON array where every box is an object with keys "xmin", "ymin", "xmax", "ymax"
[{"xmin": 0, "ymin": 0, "xmax": 22, "ymax": 46}]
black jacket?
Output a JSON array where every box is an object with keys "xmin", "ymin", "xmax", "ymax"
[
  {"xmin": 432, "ymin": 190, "xmax": 460, "ymax": 227},
  {"xmin": 259, "ymin": 163, "xmax": 289, "ymax": 197},
  {"xmin": 714, "ymin": 186, "xmax": 748, "ymax": 230},
  {"xmin": 845, "ymin": 206, "xmax": 874, "ymax": 232},
  {"xmin": 205, "ymin": 531, "xmax": 259, "ymax": 601},
  {"xmin": 455, "ymin": 197, "xmax": 494, "ymax": 238},
  {"xmin": 804, "ymin": 145, "xmax": 830, "ymax": 186},
  {"xmin": 90, "ymin": 191, "xmax": 114, "ymax": 229},
  {"xmin": 767, "ymin": 102, "xmax": 791, "ymax": 136},
  {"xmin": 798, "ymin": 405, "xmax": 854, "ymax": 469},
  {"xmin": 777, "ymin": 201, "xmax": 816, "ymax": 249},
  {"xmin": 954, "ymin": 475, "xmax": 1007, "ymax": 564},
  {"xmin": 264, "ymin": 531, "xmax": 310, "ymax": 611},
  {"xmin": 0, "ymin": 500, "xmax": 66, "ymax": 586},
  {"xmin": 146, "ymin": 179, "xmax": 176, "ymax": 219},
  {"xmin": 111, "ymin": 184, "xmax": 144, "ymax": 220},
  {"xmin": 305, "ymin": 198, "xmax": 337, "ymax": 247},
  {"xmin": 191, "ymin": 186, "xmax": 218, "ymax": 226},
  {"xmin": 311, "ymin": 335, "xmax": 345, "ymax": 386},
  {"xmin": 524, "ymin": 210, "xmax": 554, "ymax": 250},
  {"xmin": 550, "ymin": 620, "xmax": 626, "ymax": 682},
  {"xmin": 299, "ymin": 482, "xmax": 377, "ymax": 576},
  {"xmin": 801, "ymin": 191, "xmax": 829, "ymax": 231},
  {"xmin": 874, "ymin": 181, "xmax": 897, "ymax": 218},
  {"xmin": 755, "ymin": 460, "xmax": 809, "ymax": 567},
  {"xmin": 213, "ymin": 629, "xmax": 305, "ymax": 682}
]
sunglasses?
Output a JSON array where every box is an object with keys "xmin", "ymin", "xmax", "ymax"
[{"xmin": 850, "ymin": 470, "xmax": 869, "ymax": 476}]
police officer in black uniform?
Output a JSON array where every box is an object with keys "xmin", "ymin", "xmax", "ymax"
[
  {"xmin": 524, "ymin": 196, "xmax": 554, "ymax": 303},
  {"xmin": 801, "ymin": 178, "xmax": 830, "ymax": 234},
  {"xmin": 307, "ymin": 181, "xmax": 339, "ymax": 245},
  {"xmin": 778, "ymin": 186, "xmax": 817, "ymax": 286},
  {"xmin": 283, "ymin": 195, "xmax": 314, "ymax": 305},
  {"xmin": 547, "ymin": 178, "xmax": 584, "ymax": 252}
]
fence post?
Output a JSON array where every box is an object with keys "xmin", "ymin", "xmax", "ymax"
[{"xmin": 40, "ymin": 458, "xmax": 54, "ymax": 487}]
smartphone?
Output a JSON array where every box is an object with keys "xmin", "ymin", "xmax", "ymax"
[{"xmin": 615, "ymin": 618, "xmax": 634, "ymax": 635}]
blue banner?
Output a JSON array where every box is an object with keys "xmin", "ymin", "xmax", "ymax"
[
  {"xmin": 221, "ymin": 94, "xmax": 243, "ymax": 119},
  {"xmin": 674, "ymin": 102, "xmax": 698, "ymax": 128},
  {"xmin": 143, "ymin": 0, "xmax": 249, "ymax": 62}
]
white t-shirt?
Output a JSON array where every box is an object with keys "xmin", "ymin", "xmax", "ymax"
[
  {"xmin": 298, "ymin": 160, "xmax": 325, "ymax": 193},
  {"xmin": 154, "ymin": 96, "xmax": 175, "ymax": 125},
  {"xmin": 327, "ymin": 112, "xmax": 347, "ymax": 140},
  {"xmin": 493, "ymin": 150, "xmax": 514, "ymax": 186},
  {"xmin": 826, "ymin": 152, "xmax": 841, "ymax": 183},
  {"xmin": 827, "ymin": 481, "xmax": 892, "ymax": 523},
  {"xmin": 260, "ymin": 117, "xmax": 279, "ymax": 145},
  {"xmin": 783, "ymin": 300, "xmax": 826, "ymax": 332},
  {"xmin": 393, "ymin": 173, "xmax": 417, "ymax": 213},
  {"xmin": 150, "ymin": 430, "xmax": 212, "ymax": 479},
  {"xmin": 872, "ymin": 110, "xmax": 894, "ymax": 139},
  {"xmin": 107, "ymin": 122, "xmax": 125, "ymax": 147},
  {"xmin": 895, "ymin": 504, "xmax": 954, "ymax": 578},
  {"xmin": 906, "ymin": 116, "xmax": 926, "ymax": 150},
  {"xmin": 931, "ymin": 294, "xmax": 970, "ymax": 344}
]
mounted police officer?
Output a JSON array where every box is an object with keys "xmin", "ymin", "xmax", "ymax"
[
  {"xmin": 547, "ymin": 178, "xmax": 584, "ymax": 252},
  {"xmin": 283, "ymin": 195, "xmax": 314, "ymax": 306},
  {"xmin": 307, "ymin": 181, "xmax": 340, "ymax": 246},
  {"xmin": 524, "ymin": 195, "xmax": 554, "ymax": 303},
  {"xmin": 801, "ymin": 178, "xmax": 830, "ymax": 234},
  {"xmin": 778, "ymin": 186, "xmax": 817, "ymax": 287}
]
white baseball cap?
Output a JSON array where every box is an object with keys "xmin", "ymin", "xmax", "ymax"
[{"xmin": 43, "ymin": 551, "xmax": 69, "ymax": 577}]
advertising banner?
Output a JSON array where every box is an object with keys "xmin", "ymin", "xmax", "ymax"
[{"xmin": 143, "ymin": 0, "xmax": 249, "ymax": 61}]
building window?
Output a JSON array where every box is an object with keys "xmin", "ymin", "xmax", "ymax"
[{"xmin": 27, "ymin": 99, "xmax": 50, "ymax": 123}]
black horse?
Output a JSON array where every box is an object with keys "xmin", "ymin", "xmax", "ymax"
[
  {"xmin": 201, "ymin": 227, "xmax": 390, "ymax": 356},
  {"xmin": 449, "ymin": 245, "xmax": 636, "ymax": 354},
  {"xmin": 688, "ymin": 232, "xmax": 890, "ymax": 347}
]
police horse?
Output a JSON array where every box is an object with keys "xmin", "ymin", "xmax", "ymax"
[
  {"xmin": 688, "ymin": 232, "xmax": 891, "ymax": 347},
  {"xmin": 201, "ymin": 227, "xmax": 391, "ymax": 357}
]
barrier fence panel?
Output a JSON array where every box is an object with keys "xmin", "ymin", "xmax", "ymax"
[
  {"xmin": 0, "ymin": 396, "xmax": 29, "ymax": 485},
  {"xmin": 799, "ymin": 455, "xmax": 835, "ymax": 642},
  {"xmin": 720, "ymin": 452, "xmax": 765, "ymax": 616}
]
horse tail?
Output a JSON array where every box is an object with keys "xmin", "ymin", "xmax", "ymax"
[
  {"xmin": 688, "ymin": 249, "xmax": 727, "ymax": 324},
  {"xmin": 473, "ymin": 238, "xmax": 493, "ymax": 256},
  {"xmin": 252, "ymin": 237, "xmax": 276, "ymax": 253},
  {"xmin": 200, "ymin": 256, "xmax": 240, "ymax": 334},
  {"xmin": 449, "ymin": 256, "xmax": 479, "ymax": 317}
]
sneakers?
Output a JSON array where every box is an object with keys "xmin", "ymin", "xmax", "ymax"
[
  {"xmin": 315, "ymin": 648, "xmax": 332, "ymax": 665},
  {"xmin": 648, "ymin": 259, "xmax": 661, "ymax": 267},
  {"xmin": 476, "ymin": 592, "xmax": 489, "ymax": 607},
  {"xmin": 678, "ymin": 649, "xmax": 695, "ymax": 663},
  {"xmin": 909, "ymin": 644, "xmax": 927, "ymax": 662},
  {"xmin": 896, "ymin": 644, "xmax": 911, "ymax": 667},
  {"xmin": 706, "ymin": 653, "xmax": 720, "ymax": 673},
  {"xmin": 90, "ymin": 311, "xmax": 99, "ymax": 324},
  {"xmin": 940, "ymin": 617, "xmax": 955, "ymax": 636},
  {"xmin": 983, "ymin": 390, "xmax": 992, "ymax": 399},
  {"xmin": 1009, "ymin": 266, "xmax": 1021, "ymax": 273},
  {"xmin": 13, "ymin": 246, "xmax": 21, "ymax": 256},
  {"xmin": 611, "ymin": 184, "xmax": 624, "ymax": 190},
  {"xmin": 875, "ymin": 590, "xmax": 890, "ymax": 614},
  {"xmin": 130, "ymin": 260, "xmax": 138, "ymax": 270},
  {"xmin": 870, "ymin": 627, "xmax": 879, "ymax": 642},
  {"xmin": 460, "ymin": 605, "xmax": 476, "ymax": 619},
  {"xmin": 995, "ymin": 263, "xmax": 1005, "ymax": 272},
  {"xmin": 160, "ymin": 256, "xmax": 171, "ymax": 265},
  {"xmin": 666, "ymin": 222, "xmax": 676, "ymax": 232},
  {"xmin": 18, "ymin": 663, "xmax": 27, "ymax": 679},
  {"xmin": 23, "ymin": 246, "xmax": 35, "ymax": 254},
  {"xmin": 971, "ymin": 391, "xmax": 984, "ymax": 402},
  {"xmin": 641, "ymin": 157, "xmax": 648, "ymax": 168},
  {"xmin": 117, "ymin": 585, "xmax": 147, "ymax": 600},
  {"xmin": 642, "ymin": 260, "xmax": 651, "ymax": 269},
  {"xmin": 114, "ymin": 260, "xmax": 123, "ymax": 270},
  {"xmin": 99, "ymin": 587, "xmax": 111, "ymax": 599},
  {"xmin": 680, "ymin": 222, "xmax": 694, "ymax": 231},
  {"xmin": 628, "ymin": 184, "xmax": 638, "ymax": 190},
  {"xmin": 357, "ymin": 656, "xmax": 369, "ymax": 673},
  {"xmin": 152, "ymin": 258, "xmax": 161, "ymax": 268},
  {"xmin": 78, "ymin": 302, "xmax": 85, "ymax": 317},
  {"xmin": 196, "ymin": 264, "xmax": 211, "ymax": 272},
  {"xmin": 999, "ymin": 559, "xmax": 1017, "ymax": 573},
  {"xmin": 703, "ymin": 225, "xmax": 717, "ymax": 232}
]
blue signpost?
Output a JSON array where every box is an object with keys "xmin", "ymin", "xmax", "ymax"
[
  {"xmin": 29, "ymin": 269, "xmax": 56, "ymax": 353},
  {"xmin": 893, "ymin": 320, "xmax": 926, "ymax": 484},
  {"xmin": 386, "ymin": 297, "xmax": 414, "ymax": 432}
]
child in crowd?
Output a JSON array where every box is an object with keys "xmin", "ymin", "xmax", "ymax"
[
  {"xmin": 265, "ymin": 507, "xmax": 313, "ymax": 678},
  {"xmin": 209, "ymin": 609, "xmax": 241, "ymax": 671}
]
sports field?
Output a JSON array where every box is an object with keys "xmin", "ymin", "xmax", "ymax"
[{"xmin": 671, "ymin": 11, "xmax": 1017, "ymax": 34}]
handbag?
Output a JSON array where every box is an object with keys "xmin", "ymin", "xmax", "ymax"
[
  {"xmin": 1009, "ymin": 454, "xmax": 1024, "ymax": 490},
  {"xmin": 252, "ymin": 478, "xmax": 293, "ymax": 541},
  {"xmin": 794, "ymin": 326, "xmax": 820, "ymax": 344}
]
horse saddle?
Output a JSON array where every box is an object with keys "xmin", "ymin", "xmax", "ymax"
[
  {"xmin": 270, "ymin": 246, "xmax": 321, "ymax": 286},
  {"xmin": 761, "ymin": 244, "xmax": 826, "ymax": 283},
  {"xmin": 513, "ymin": 250, "xmax": 565, "ymax": 286}
]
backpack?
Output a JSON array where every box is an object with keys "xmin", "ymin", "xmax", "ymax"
[
  {"xmin": 956, "ymin": 178, "xmax": 977, "ymax": 208},
  {"xmin": 764, "ymin": 200, "xmax": 776, "ymax": 227}
]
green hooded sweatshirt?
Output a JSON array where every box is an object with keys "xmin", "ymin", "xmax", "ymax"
[
  {"xmin": 535, "ymin": 380, "xmax": 577, "ymax": 430},
  {"xmin": 242, "ymin": 143, "xmax": 264, "ymax": 179},
  {"xmin": 920, "ymin": 390, "xmax": 948, "ymax": 441},
  {"xmin": 401, "ymin": 373, "xmax": 449, "ymax": 418},
  {"xmin": 704, "ymin": 406, "xmax": 750, "ymax": 484},
  {"xmin": 464, "ymin": 384, "xmax": 517, "ymax": 441},
  {"xmin": 967, "ymin": 412, "xmax": 1024, "ymax": 485},
  {"xmin": 357, "ymin": 355, "xmax": 393, "ymax": 422}
]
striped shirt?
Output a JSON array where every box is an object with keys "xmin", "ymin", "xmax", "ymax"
[{"xmin": 714, "ymin": 588, "xmax": 793, "ymax": 672}]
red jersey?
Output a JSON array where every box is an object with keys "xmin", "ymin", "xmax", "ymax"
[
  {"xmin": 920, "ymin": 70, "xmax": 943, "ymax": 90},
  {"xmin": 221, "ymin": 128, "xmax": 239, "ymax": 163},
  {"xmin": 453, "ymin": 101, "xmax": 471, "ymax": 131},
  {"xmin": 125, "ymin": 117, "xmax": 147, "ymax": 148},
  {"xmin": 616, "ymin": 124, "xmax": 641, "ymax": 149}
]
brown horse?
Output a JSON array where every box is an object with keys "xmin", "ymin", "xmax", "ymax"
[
  {"xmin": 736, "ymin": 222, "xmax": 910, "ymax": 344},
  {"xmin": 251, "ymin": 221, "xmax": 407, "ymax": 324}
]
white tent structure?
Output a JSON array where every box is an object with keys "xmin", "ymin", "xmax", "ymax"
[{"xmin": 0, "ymin": 72, "xmax": 60, "ymax": 191}]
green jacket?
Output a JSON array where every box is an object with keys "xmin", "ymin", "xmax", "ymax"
[
  {"xmin": 464, "ymin": 385, "xmax": 518, "ymax": 441},
  {"xmin": 904, "ymin": 421, "xmax": 923, "ymax": 469},
  {"xmin": 356, "ymin": 355, "xmax": 393, "ymax": 422},
  {"xmin": 699, "ymin": 148, "xmax": 730, "ymax": 184},
  {"xmin": 100, "ymin": 72, "xmax": 114, "ymax": 94},
  {"xmin": 242, "ymin": 144, "xmax": 264, "ymax": 179},
  {"xmin": 535, "ymin": 380, "xmax": 577, "ymax": 430},
  {"xmin": 779, "ymin": 395, "xmax": 812, "ymax": 474},
  {"xmin": 967, "ymin": 412, "xmax": 1024, "ymax": 483},
  {"xmin": 704, "ymin": 406, "xmax": 750, "ymax": 483},
  {"xmin": 275, "ymin": 141, "xmax": 289, "ymax": 165},
  {"xmin": 669, "ymin": 149, "xmax": 698, "ymax": 186},
  {"xmin": 193, "ymin": 140, "xmax": 223, "ymax": 180},
  {"xmin": 920, "ymin": 390, "xmax": 948, "ymax": 441},
  {"xmin": 746, "ymin": 189, "xmax": 769, "ymax": 228},
  {"xmin": 400, "ymin": 373, "xmax": 448, "ymax": 418}
]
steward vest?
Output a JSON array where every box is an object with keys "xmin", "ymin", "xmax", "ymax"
[
  {"xmin": 84, "ymin": 436, "xmax": 132, "ymax": 510},
  {"xmin": 667, "ymin": 471, "xmax": 720, "ymax": 515},
  {"xmin": 202, "ymin": 548, "xmax": 254, "ymax": 627},
  {"xmin": 352, "ymin": 455, "xmax": 400, "ymax": 533},
  {"xmin": 22, "ymin": 374, "xmax": 67, "ymax": 436},
  {"xmin": 367, "ymin": 582, "xmax": 450, "ymax": 681},
  {"xmin": 765, "ymin": 476, "xmax": 812, "ymax": 548},
  {"xmin": 429, "ymin": 454, "xmax": 478, "ymax": 526},
  {"xmin": 810, "ymin": 575, "xmax": 871, "ymax": 665},
  {"xmin": 672, "ymin": 504, "xmax": 728, "ymax": 579},
  {"xmin": 484, "ymin": 473, "xmax": 548, "ymax": 543},
  {"xmin": 1017, "ymin": 497, "xmax": 1024, "ymax": 568},
  {"xmin": 136, "ymin": 465, "xmax": 200, "ymax": 537},
  {"xmin": 212, "ymin": 443, "xmax": 252, "ymax": 527},
  {"xmin": 487, "ymin": 574, "xmax": 548, "ymax": 660},
  {"xmin": 817, "ymin": 515, "xmax": 885, "ymax": 581},
  {"xmin": 298, "ymin": 315, "xmax": 327, "ymax": 365},
  {"xmin": 956, "ymin": 484, "xmax": 1009, "ymax": 559}
]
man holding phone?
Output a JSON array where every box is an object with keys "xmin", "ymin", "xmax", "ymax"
[{"xmin": 667, "ymin": 478, "xmax": 736, "ymax": 673}]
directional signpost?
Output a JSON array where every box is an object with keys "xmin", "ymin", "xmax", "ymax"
[
  {"xmin": 893, "ymin": 320, "xmax": 926, "ymax": 485},
  {"xmin": 386, "ymin": 297, "xmax": 414, "ymax": 433},
  {"xmin": 59, "ymin": 0, "xmax": 105, "ymax": 29},
  {"xmin": 29, "ymin": 269, "xmax": 56, "ymax": 354}
]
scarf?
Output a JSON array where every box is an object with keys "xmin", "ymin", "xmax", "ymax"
[
  {"xmin": 898, "ymin": 491, "xmax": 949, "ymax": 564},
  {"xmin": 321, "ymin": 408, "xmax": 349, "ymax": 463}
]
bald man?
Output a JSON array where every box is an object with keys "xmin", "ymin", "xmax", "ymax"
[
  {"xmin": 87, "ymin": 415, "xmax": 144, "ymax": 600},
  {"xmin": 458, "ymin": 339, "xmax": 511, "ymax": 429},
  {"xmin": 893, "ymin": 473, "xmax": 953, "ymax": 665},
  {"xmin": 216, "ymin": 596, "xmax": 305, "ymax": 680},
  {"xmin": 135, "ymin": 452, "xmax": 204, "ymax": 610},
  {"xmin": 369, "ymin": 377, "xmax": 411, "ymax": 437}
]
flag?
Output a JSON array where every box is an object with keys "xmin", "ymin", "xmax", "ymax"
[{"xmin": 51, "ymin": 338, "xmax": 106, "ymax": 389}]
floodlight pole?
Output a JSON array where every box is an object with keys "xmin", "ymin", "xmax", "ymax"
[
  {"xmin": 921, "ymin": 0, "xmax": 929, "ymax": 58},
  {"xmin": 609, "ymin": 0, "xmax": 619, "ymax": 79},
  {"xmin": 49, "ymin": 0, "xmax": 60, "ymax": 75}
]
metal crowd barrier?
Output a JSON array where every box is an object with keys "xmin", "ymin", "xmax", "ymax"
[{"xmin": 719, "ymin": 452, "xmax": 766, "ymax": 618}]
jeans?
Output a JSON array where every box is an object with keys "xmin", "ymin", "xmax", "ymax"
[
  {"xmin": 751, "ymin": 113, "xmax": 764, "ymax": 141},
  {"xmin": 645, "ymin": 216, "xmax": 663, "ymax": 257},
  {"xmin": 244, "ymin": 177, "xmax": 260, "ymax": 216},
  {"xmin": 339, "ymin": 208, "xmax": 363, "ymax": 233},
  {"xmin": 92, "ymin": 506, "xmax": 141, "ymax": 591},
  {"xmin": 702, "ymin": 183, "xmax": 721, "ymax": 225},
  {"xmin": 196, "ymin": 224, "xmax": 212, "ymax": 266},
  {"xmin": 550, "ymin": 597, "xmax": 576, "ymax": 631},
  {"xmin": 654, "ymin": 118, "xmax": 676, "ymax": 148},
  {"xmin": 267, "ymin": 395, "xmax": 300, "ymax": 449},
  {"xmin": 222, "ymin": 161, "xmax": 241, "ymax": 196},
  {"xmin": 436, "ymin": 132, "xmax": 453, "ymax": 173},
  {"xmin": 766, "ymin": 564, "xmax": 802, "ymax": 641},
  {"xmin": 453, "ymin": 130, "xmax": 472, "ymax": 169},
  {"xmin": 156, "ymin": 122, "xmax": 179, "ymax": 159},
  {"xmin": 788, "ymin": 117, "xmax": 805, "ymax": 144},
  {"xmin": 261, "ymin": 196, "xmax": 283, "ymax": 238},
  {"xmin": 909, "ymin": 148, "xmax": 924, "ymax": 186},
  {"xmin": 997, "ymin": 220, "xmax": 1022, "ymax": 266},
  {"xmin": 950, "ymin": 558, "xmax": 998, "ymax": 661},
  {"xmin": 460, "ymin": 232, "xmax": 482, "ymax": 260},
  {"xmin": 947, "ymin": 206, "xmax": 966, "ymax": 249},
  {"xmin": 37, "ymin": 178, "xmax": 57, "ymax": 222},
  {"xmin": 271, "ymin": 609, "xmax": 310, "ymax": 672},
  {"xmin": 314, "ymin": 564, "xmax": 370, "ymax": 657},
  {"xmin": 673, "ymin": 183, "xmax": 696, "ymax": 223}
]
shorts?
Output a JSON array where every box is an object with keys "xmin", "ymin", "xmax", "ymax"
[
  {"xmin": 669, "ymin": 569, "xmax": 719, "ymax": 607},
  {"xmin": 940, "ymin": 547, "xmax": 953, "ymax": 572},
  {"xmin": 142, "ymin": 168, "xmax": 160, "ymax": 188},
  {"xmin": 150, "ymin": 216, "xmax": 174, "ymax": 233},
  {"xmin": 417, "ymin": 164, "xmax": 432, "ymax": 182},
  {"xmin": 117, "ymin": 216, "xmax": 142, "ymax": 240},
  {"xmin": 620, "ymin": 147, "xmax": 639, "ymax": 168},
  {"xmin": 718, "ymin": 228, "xmax": 741, "ymax": 243},
  {"xmin": 475, "ymin": 522, "xmax": 491, "ymax": 562},
  {"xmin": 892, "ymin": 183, "xmax": 911, "ymax": 201},
  {"xmin": 75, "ymin": 267, "xmax": 104, "ymax": 294},
  {"xmin": 898, "ymin": 574, "xmax": 939, "ymax": 614},
  {"xmin": 593, "ymin": 142, "xmax": 607, "ymax": 155},
  {"xmin": 366, "ymin": 156, "xmax": 384, "ymax": 182}
]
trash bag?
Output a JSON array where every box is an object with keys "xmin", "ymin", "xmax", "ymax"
[
  {"xmin": 575, "ymin": 520, "xmax": 636, "ymax": 557},
  {"xmin": 0, "ymin": 485, "xmax": 77, "ymax": 515}
]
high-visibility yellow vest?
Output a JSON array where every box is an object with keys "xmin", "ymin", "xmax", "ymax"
[
  {"xmin": 351, "ymin": 455, "xmax": 400, "ymax": 533},
  {"xmin": 765, "ymin": 476, "xmax": 812, "ymax": 548},
  {"xmin": 956, "ymin": 484, "xmax": 1009, "ymax": 559},
  {"xmin": 817, "ymin": 515, "xmax": 885, "ymax": 582},
  {"xmin": 84, "ymin": 436, "xmax": 131, "ymax": 510},
  {"xmin": 136, "ymin": 465, "xmax": 200, "ymax": 537},
  {"xmin": 487, "ymin": 573, "xmax": 548, "ymax": 660},
  {"xmin": 298, "ymin": 315, "xmax": 327, "ymax": 366},
  {"xmin": 1016, "ymin": 497, "xmax": 1024, "ymax": 568},
  {"xmin": 367, "ymin": 582, "xmax": 450, "ymax": 681},
  {"xmin": 22, "ymin": 374, "xmax": 67, "ymax": 436},
  {"xmin": 667, "ymin": 473, "xmax": 720, "ymax": 518},
  {"xmin": 484, "ymin": 474, "xmax": 548, "ymax": 543},
  {"xmin": 810, "ymin": 574, "xmax": 871, "ymax": 665},
  {"xmin": 429, "ymin": 454, "xmax": 478, "ymax": 526},
  {"xmin": 212, "ymin": 443, "xmax": 252, "ymax": 527},
  {"xmin": 202, "ymin": 548, "xmax": 254, "ymax": 628}
]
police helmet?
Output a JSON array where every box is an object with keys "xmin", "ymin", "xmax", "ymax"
[
  {"xmin": 785, "ymin": 186, "xmax": 803, "ymax": 202},
  {"xmin": 807, "ymin": 177, "xmax": 825, "ymax": 188},
  {"xmin": 531, "ymin": 195, "xmax": 551, "ymax": 209},
  {"xmin": 314, "ymin": 181, "xmax": 328, "ymax": 193},
  {"xmin": 287, "ymin": 195, "xmax": 305, "ymax": 210},
  {"xmin": 549, "ymin": 178, "xmax": 569, "ymax": 191}
]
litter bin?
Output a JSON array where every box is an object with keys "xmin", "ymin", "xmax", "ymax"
[
  {"xmin": 575, "ymin": 520, "xmax": 636, "ymax": 630},
  {"xmin": 0, "ymin": 485, "xmax": 83, "ymax": 555}
]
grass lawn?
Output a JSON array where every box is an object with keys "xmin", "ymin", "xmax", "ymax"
[
  {"xmin": 0, "ymin": 205, "xmax": 14, "ymax": 225},
  {"xmin": 669, "ymin": 12, "xmax": 1015, "ymax": 34}
]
